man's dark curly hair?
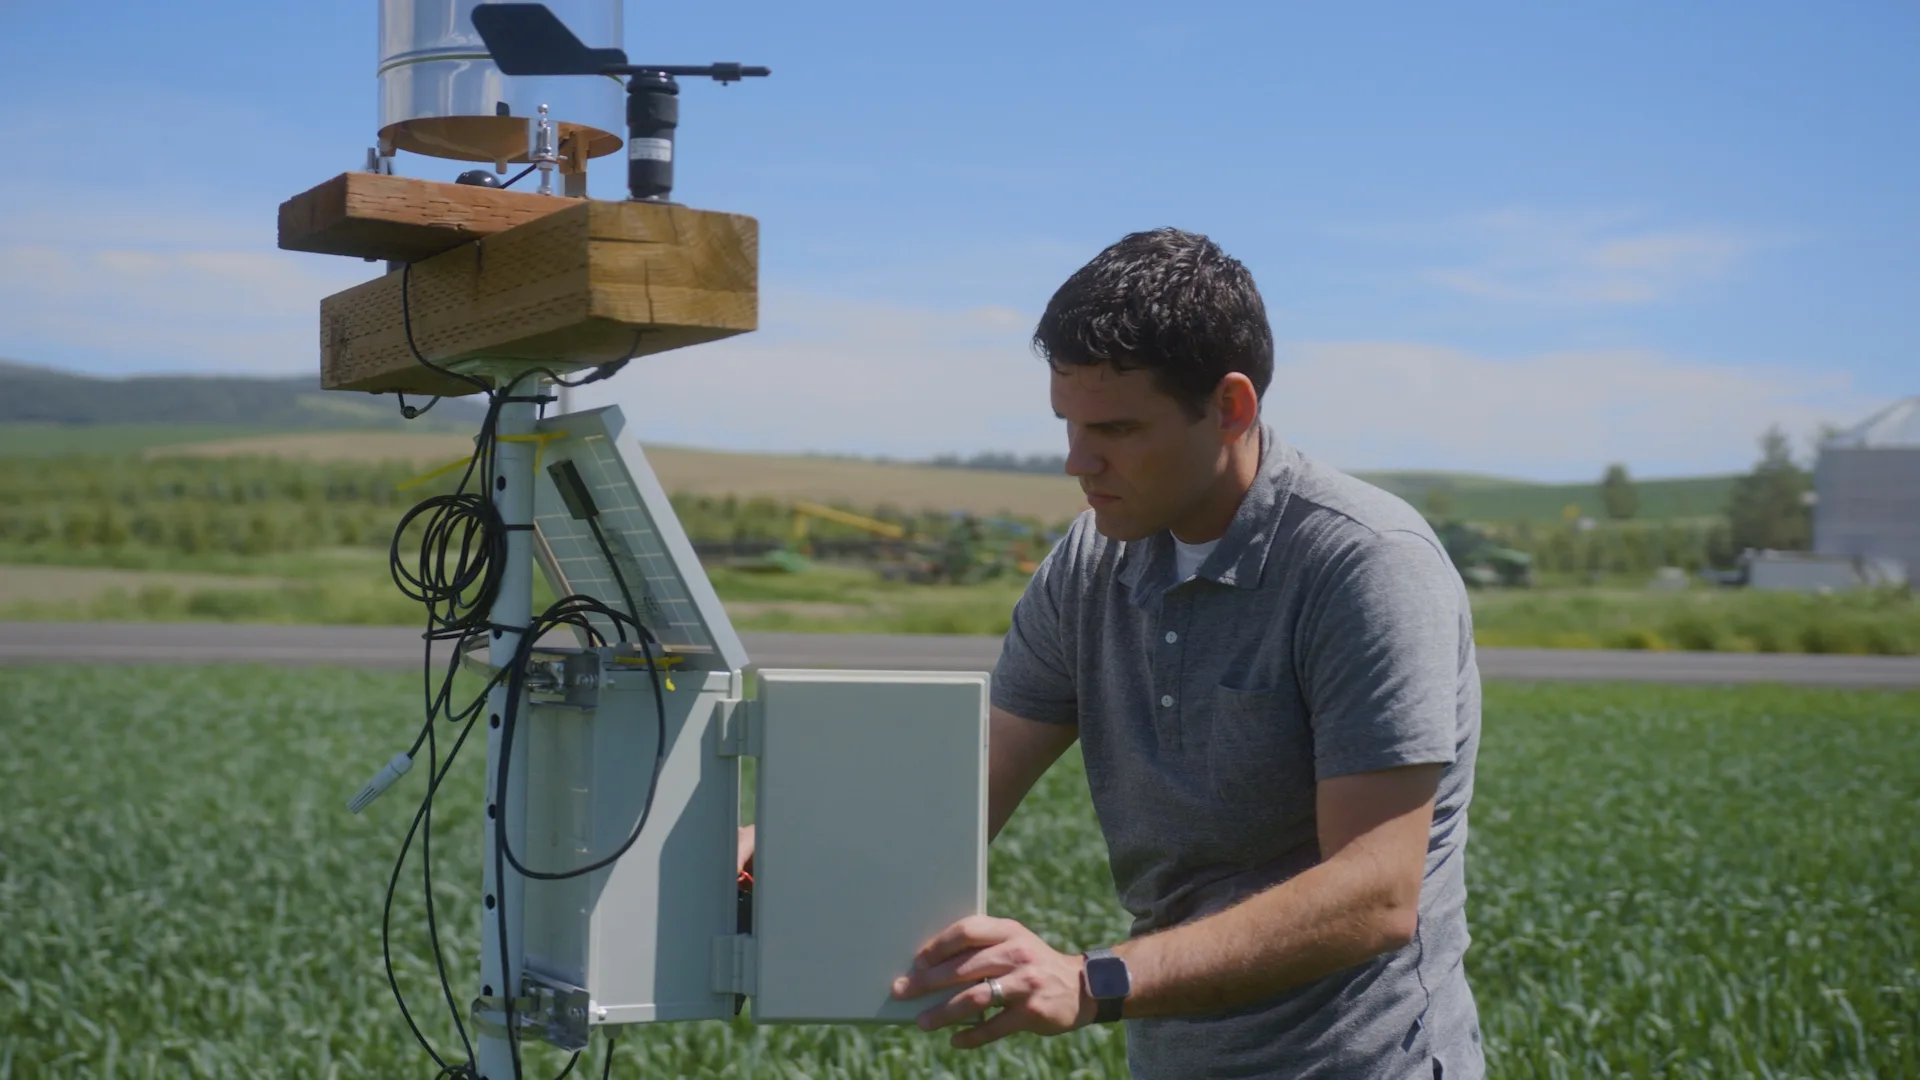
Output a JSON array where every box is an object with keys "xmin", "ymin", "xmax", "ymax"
[{"xmin": 1033, "ymin": 228, "xmax": 1273, "ymax": 419}]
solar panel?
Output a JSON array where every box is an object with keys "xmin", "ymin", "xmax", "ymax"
[{"xmin": 530, "ymin": 405, "xmax": 749, "ymax": 672}]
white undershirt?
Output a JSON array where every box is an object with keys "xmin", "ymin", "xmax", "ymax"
[{"xmin": 1174, "ymin": 536, "xmax": 1222, "ymax": 581}]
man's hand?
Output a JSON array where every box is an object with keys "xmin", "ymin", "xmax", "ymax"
[{"xmin": 891, "ymin": 915, "xmax": 1094, "ymax": 1049}]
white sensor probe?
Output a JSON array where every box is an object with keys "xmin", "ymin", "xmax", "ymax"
[{"xmin": 348, "ymin": 752, "xmax": 414, "ymax": 814}]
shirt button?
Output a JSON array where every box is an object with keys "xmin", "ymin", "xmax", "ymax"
[
  {"xmin": 1160, "ymin": 694, "xmax": 1174, "ymax": 707},
  {"xmin": 1164, "ymin": 631, "xmax": 1178, "ymax": 644}
]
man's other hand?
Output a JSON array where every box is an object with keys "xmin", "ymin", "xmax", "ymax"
[
  {"xmin": 892, "ymin": 915, "xmax": 1094, "ymax": 1048},
  {"xmin": 736, "ymin": 824, "xmax": 754, "ymax": 880}
]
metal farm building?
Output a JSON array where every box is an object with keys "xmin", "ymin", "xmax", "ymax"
[{"xmin": 1814, "ymin": 397, "xmax": 1920, "ymax": 577}]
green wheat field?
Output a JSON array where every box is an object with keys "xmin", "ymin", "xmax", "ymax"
[{"xmin": 1, "ymin": 667, "xmax": 1915, "ymax": 1078}]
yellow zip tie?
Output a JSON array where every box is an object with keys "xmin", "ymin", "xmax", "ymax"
[
  {"xmin": 394, "ymin": 432, "xmax": 568, "ymax": 492},
  {"xmin": 497, "ymin": 431, "xmax": 568, "ymax": 474},
  {"xmin": 396, "ymin": 455, "xmax": 474, "ymax": 492}
]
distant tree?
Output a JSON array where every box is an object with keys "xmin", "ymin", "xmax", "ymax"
[
  {"xmin": 1725, "ymin": 425, "xmax": 1812, "ymax": 553},
  {"xmin": 1600, "ymin": 463, "xmax": 1640, "ymax": 520},
  {"xmin": 1423, "ymin": 486, "xmax": 1456, "ymax": 522}
]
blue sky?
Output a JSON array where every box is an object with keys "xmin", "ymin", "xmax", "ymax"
[{"xmin": 1, "ymin": 1, "xmax": 1913, "ymax": 480}]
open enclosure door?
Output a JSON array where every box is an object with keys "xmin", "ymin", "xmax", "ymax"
[{"xmin": 749, "ymin": 670, "xmax": 989, "ymax": 1024}]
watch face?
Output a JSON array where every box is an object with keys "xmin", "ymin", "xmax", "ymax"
[{"xmin": 1087, "ymin": 955, "xmax": 1131, "ymax": 999}]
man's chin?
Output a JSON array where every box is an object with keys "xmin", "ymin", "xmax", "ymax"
[{"xmin": 1089, "ymin": 508, "xmax": 1156, "ymax": 543}]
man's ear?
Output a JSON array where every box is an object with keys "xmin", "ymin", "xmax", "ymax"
[{"xmin": 1216, "ymin": 373, "xmax": 1259, "ymax": 439}]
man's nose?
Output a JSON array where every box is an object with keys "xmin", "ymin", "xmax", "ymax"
[{"xmin": 1064, "ymin": 437, "xmax": 1102, "ymax": 478}]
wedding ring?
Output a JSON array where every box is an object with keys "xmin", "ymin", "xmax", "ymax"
[{"xmin": 986, "ymin": 976, "xmax": 1005, "ymax": 1008}]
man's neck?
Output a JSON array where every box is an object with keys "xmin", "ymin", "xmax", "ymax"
[{"xmin": 1169, "ymin": 428, "xmax": 1264, "ymax": 545}]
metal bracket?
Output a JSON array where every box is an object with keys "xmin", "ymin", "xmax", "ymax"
[
  {"xmin": 711, "ymin": 933, "xmax": 758, "ymax": 996},
  {"xmin": 468, "ymin": 993, "xmax": 538, "ymax": 1041},
  {"xmin": 468, "ymin": 973, "xmax": 593, "ymax": 1052},
  {"xmin": 715, "ymin": 698, "xmax": 760, "ymax": 758},
  {"xmin": 528, "ymin": 649, "xmax": 603, "ymax": 709},
  {"xmin": 524, "ymin": 972, "xmax": 593, "ymax": 1052}
]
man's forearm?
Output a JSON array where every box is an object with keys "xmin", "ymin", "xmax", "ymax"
[{"xmin": 1109, "ymin": 848, "xmax": 1417, "ymax": 1019}]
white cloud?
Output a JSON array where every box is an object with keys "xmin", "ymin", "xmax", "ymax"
[
  {"xmin": 0, "ymin": 189, "xmax": 374, "ymax": 374},
  {"xmin": 1424, "ymin": 209, "xmax": 1774, "ymax": 307},
  {"xmin": 572, "ymin": 295, "xmax": 1884, "ymax": 481},
  {"xmin": 575, "ymin": 292, "xmax": 1058, "ymax": 459},
  {"xmin": 1265, "ymin": 342, "xmax": 1878, "ymax": 477}
]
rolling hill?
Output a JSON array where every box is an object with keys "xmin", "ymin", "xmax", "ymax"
[{"xmin": 0, "ymin": 358, "xmax": 486, "ymax": 433}]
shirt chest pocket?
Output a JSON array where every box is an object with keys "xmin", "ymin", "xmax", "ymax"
[{"xmin": 1204, "ymin": 683, "xmax": 1316, "ymax": 812}]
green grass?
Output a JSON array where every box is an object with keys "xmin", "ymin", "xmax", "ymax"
[
  {"xmin": 6, "ymin": 555, "xmax": 1916, "ymax": 656},
  {"xmin": 1470, "ymin": 585, "xmax": 1920, "ymax": 655},
  {"xmin": 2, "ymin": 669, "xmax": 1915, "ymax": 1078}
]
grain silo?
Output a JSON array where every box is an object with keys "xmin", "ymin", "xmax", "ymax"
[{"xmin": 1813, "ymin": 397, "xmax": 1920, "ymax": 579}]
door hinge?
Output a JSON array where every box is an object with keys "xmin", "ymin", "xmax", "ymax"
[
  {"xmin": 711, "ymin": 933, "xmax": 758, "ymax": 996},
  {"xmin": 716, "ymin": 697, "xmax": 761, "ymax": 758}
]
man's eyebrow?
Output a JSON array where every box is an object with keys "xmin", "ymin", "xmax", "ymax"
[{"xmin": 1058, "ymin": 413, "xmax": 1138, "ymax": 430}]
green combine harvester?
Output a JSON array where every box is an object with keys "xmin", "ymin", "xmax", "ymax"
[{"xmin": 1432, "ymin": 520, "xmax": 1534, "ymax": 588}]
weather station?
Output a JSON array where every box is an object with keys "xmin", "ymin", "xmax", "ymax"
[{"xmin": 276, "ymin": 4, "xmax": 992, "ymax": 1078}]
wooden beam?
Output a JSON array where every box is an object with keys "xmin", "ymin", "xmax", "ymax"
[
  {"xmin": 318, "ymin": 199, "xmax": 757, "ymax": 397},
  {"xmin": 279, "ymin": 172, "xmax": 585, "ymax": 263}
]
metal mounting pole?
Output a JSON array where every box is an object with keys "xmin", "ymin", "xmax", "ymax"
[{"xmin": 478, "ymin": 378, "xmax": 538, "ymax": 1080}]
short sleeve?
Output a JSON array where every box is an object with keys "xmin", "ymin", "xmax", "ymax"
[
  {"xmin": 990, "ymin": 532, "xmax": 1079, "ymax": 726},
  {"xmin": 1299, "ymin": 529, "xmax": 1463, "ymax": 780}
]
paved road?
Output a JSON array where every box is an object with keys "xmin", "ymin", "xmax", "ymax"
[{"xmin": 2, "ymin": 622, "xmax": 1917, "ymax": 688}]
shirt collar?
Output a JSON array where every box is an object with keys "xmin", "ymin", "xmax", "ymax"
[{"xmin": 1119, "ymin": 423, "xmax": 1295, "ymax": 605}]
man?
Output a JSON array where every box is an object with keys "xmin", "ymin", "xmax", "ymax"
[{"xmin": 887, "ymin": 227, "xmax": 1486, "ymax": 1078}]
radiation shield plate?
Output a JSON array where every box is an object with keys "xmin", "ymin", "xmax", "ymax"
[{"xmin": 529, "ymin": 406, "xmax": 748, "ymax": 673}]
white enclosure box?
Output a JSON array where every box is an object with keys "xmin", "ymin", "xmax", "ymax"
[
  {"xmin": 511, "ymin": 406, "xmax": 990, "ymax": 1040},
  {"xmin": 519, "ymin": 664, "xmax": 744, "ymax": 1026},
  {"xmin": 515, "ymin": 665, "xmax": 989, "ymax": 1029},
  {"xmin": 747, "ymin": 669, "xmax": 989, "ymax": 1024}
]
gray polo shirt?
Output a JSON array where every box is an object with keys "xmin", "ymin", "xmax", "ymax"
[{"xmin": 993, "ymin": 427, "xmax": 1485, "ymax": 1079}]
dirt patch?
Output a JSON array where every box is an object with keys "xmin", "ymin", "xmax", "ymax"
[
  {"xmin": 152, "ymin": 432, "xmax": 1091, "ymax": 520},
  {"xmin": 149, "ymin": 431, "xmax": 473, "ymax": 466}
]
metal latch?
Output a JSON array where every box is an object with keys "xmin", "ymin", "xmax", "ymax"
[
  {"xmin": 716, "ymin": 698, "xmax": 760, "ymax": 757},
  {"xmin": 711, "ymin": 933, "xmax": 758, "ymax": 996}
]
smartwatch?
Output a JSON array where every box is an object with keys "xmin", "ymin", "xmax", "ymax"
[{"xmin": 1081, "ymin": 946, "xmax": 1131, "ymax": 1024}]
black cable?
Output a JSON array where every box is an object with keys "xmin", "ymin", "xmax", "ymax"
[
  {"xmin": 494, "ymin": 597, "xmax": 668, "ymax": 881},
  {"xmin": 587, "ymin": 517, "xmax": 642, "ymax": 631},
  {"xmin": 498, "ymin": 162, "xmax": 541, "ymax": 189},
  {"xmin": 400, "ymin": 262, "xmax": 494, "ymax": 397},
  {"xmin": 398, "ymin": 392, "xmax": 442, "ymax": 420},
  {"xmin": 377, "ymin": 390, "xmax": 508, "ymax": 1073},
  {"xmin": 421, "ymin": 674, "xmax": 475, "ymax": 1066},
  {"xmin": 381, "ymin": 691, "xmax": 488, "ymax": 1073},
  {"xmin": 601, "ymin": 1030, "xmax": 620, "ymax": 1080}
]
